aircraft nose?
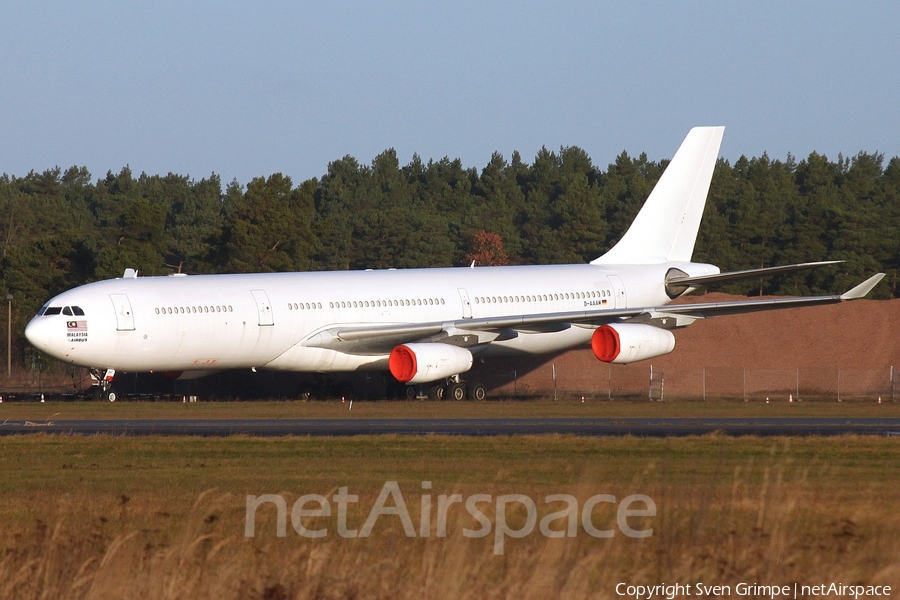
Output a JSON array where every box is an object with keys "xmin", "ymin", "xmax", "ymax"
[{"xmin": 24, "ymin": 317, "xmax": 55, "ymax": 351}]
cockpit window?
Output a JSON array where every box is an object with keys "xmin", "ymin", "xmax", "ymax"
[
  {"xmin": 63, "ymin": 307, "xmax": 73, "ymax": 316},
  {"xmin": 72, "ymin": 306, "xmax": 85, "ymax": 316},
  {"xmin": 44, "ymin": 307, "xmax": 62, "ymax": 316}
]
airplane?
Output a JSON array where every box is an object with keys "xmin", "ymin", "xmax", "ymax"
[{"xmin": 24, "ymin": 127, "xmax": 885, "ymax": 401}]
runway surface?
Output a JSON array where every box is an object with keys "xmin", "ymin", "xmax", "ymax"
[{"xmin": 2, "ymin": 417, "xmax": 900, "ymax": 437}]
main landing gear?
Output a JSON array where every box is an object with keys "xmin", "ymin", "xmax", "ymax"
[
  {"xmin": 89, "ymin": 368, "xmax": 118, "ymax": 402},
  {"xmin": 297, "ymin": 377, "xmax": 356, "ymax": 401},
  {"xmin": 386, "ymin": 376, "xmax": 487, "ymax": 401}
]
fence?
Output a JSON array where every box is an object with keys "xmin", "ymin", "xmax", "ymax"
[
  {"xmin": 493, "ymin": 364, "xmax": 898, "ymax": 402},
  {"xmin": 3, "ymin": 360, "xmax": 898, "ymax": 402}
]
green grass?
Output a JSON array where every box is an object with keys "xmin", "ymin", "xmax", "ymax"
[
  {"xmin": 2, "ymin": 398, "xmax": 900, "ymax": 421},
  {"xmin": 1, "ymin": 434, "xmax": 899, "ymax": 598}
]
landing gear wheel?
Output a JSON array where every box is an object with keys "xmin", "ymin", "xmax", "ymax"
[
  {"xmin": 336, "ymin": 382, "xmax": 355, "ymax": 400},
  {"xmin": 384, "ymin": 382, "xmax": 400, "ymax": 399},
  {"xmin": 403, "ymin": 385, "xmax": 418, "ymax": 400},
  {"xmin": 104, "ymin": 390, "xmax": 118, "ymax": 402},
  {"xmin": 468, "ymin": 382, "xmax": 487, "ymax": 401},
  {"xmin": 297, "ymin": 382, "xmax": 314, "ymax": 400},
  {"xmin": 447, "ymin": 382, "xmax": 466, "ymax": 401},
  {"xmin": 427, "ymin": 384, "xmax": 446, "ymax": 401}
]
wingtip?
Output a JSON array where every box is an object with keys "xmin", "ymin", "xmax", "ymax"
[{"xmin": 841, "ymin": 273, "xmax": 886, "ymax": 300}]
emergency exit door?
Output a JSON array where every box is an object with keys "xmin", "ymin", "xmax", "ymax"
[
  {"xmin": 251, "ymin": 290, "xmax": 274, "ymax": 326},
  {"xmin": 109, "ymin": 294, "xmax": 135, "ymax": 331}
]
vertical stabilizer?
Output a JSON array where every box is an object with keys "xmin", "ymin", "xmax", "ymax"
[{"xmin": 591, "ymin": 126, "xmax": 724, "ymax": 265}]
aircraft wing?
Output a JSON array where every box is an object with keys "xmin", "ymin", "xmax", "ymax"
[{"xmin": 301, "ymin": 273, "xmax": 885, "ymax": 354}]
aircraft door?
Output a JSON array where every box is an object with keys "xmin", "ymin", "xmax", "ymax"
[
  {"xmin": 109, "ymin": 294, "xmax": 135, "ymax": 331},
  {"xmin": 251, "ymin": 290, "xmax": 274, "ymax": 326},
  {"xmin": 457, "ymin": 288, "xmax": 473, "ymax": 319},
  {"xmin": 608, "ymin": 275, "xmax": 627, "ymax": 309}
]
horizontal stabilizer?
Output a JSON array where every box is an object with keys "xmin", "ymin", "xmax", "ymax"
[{"xmin": 665, "ymin": 260, "xmax": 842, "ymax": 297}]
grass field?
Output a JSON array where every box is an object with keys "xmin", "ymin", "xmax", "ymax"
[
  {"xmin": 2, "ymin": 398, "xmax": 900, "ymax": 421},
  {"xmin": 1, "ymin": 431, "xmax": 899, "ymax": 599}
]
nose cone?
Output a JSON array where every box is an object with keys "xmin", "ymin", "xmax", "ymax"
[{"xmin": 25, "ymin": 317, "xmax": 56, "ymax": 353}]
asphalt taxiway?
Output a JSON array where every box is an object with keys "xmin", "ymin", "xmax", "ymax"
[{"xmin": 2, "ymin": 417, "xmax": 900, "ymax": 437}]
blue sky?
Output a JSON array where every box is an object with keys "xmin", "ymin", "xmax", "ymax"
[{"xmin": 2, "ymin": 1, "xmax": 898, "ymax": 185}]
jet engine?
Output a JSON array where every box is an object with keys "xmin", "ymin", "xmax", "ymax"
[
  {"xmin": 389, "ymin": 343, "xmax": 474, "ymax": 384},
  {"xmin": 591, "ymin": 323, "xmax": 675, "ymax": 364}
]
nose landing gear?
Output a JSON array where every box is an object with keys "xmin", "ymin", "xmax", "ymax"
[{"xmin": 89, "ymin": 368, "xmax": 118, "ymax": 402}]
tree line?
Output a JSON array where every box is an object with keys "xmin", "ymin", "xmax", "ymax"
[{"xmin": 2, "ymin": 146, "xmax": 899, "ymax": 366}]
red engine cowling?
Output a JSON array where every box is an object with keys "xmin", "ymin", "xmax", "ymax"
[
  {"xmin": 591, "ymin": 323, "xmax": 675, "ymax": 364},
  {"xmin": 389, "ymin": 343, "xmax": 474, "ymax": 384}
]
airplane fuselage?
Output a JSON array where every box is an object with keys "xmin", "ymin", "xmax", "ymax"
[
  {"xmin": 22, "ymin": 128, "xmax": 885, "ymax": 396},
  {"xmin": 24, "ymin": 262, "xmax": 714, "ymax": 375}
]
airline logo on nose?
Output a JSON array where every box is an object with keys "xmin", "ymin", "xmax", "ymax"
[{"xmin": 67, "ymin": 320, "xmax": 88, "ymax": 342}]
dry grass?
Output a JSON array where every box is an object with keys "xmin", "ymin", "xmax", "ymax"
[{"xmin": 1, "ymin": 435, "xmax": 899, "ymax": 599}]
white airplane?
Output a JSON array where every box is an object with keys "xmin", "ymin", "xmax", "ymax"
[{"xmin": 25, "ymin": 127, "xmax": 884, "ymax": 401}]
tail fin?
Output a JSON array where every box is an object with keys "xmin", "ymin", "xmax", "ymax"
[{"xmin": 591, "ymin": 126, "xmax": 724, "ymax": 265}]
